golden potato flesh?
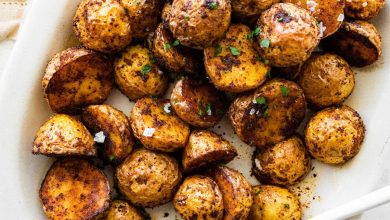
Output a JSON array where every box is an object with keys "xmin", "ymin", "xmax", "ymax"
[
  {"xmin": 249, "ymin": 185, "xmax": 302, "ymax": 220},
  {"xmin": 114, "ymin": 45, "xmax": 168, "ymax": 100},
  {"xmin": 252, "ymin": 135, "xmax": 311, "ymax": 186},
  {"xmin": 232, "ymin": 0, "xmax": 280, "ymax": 26},
  {"xmin": 42, "ymin": 47, "xmax": 113, "ymax": 115},
  {"xmin": 104, "ymin": 200, "xmax": 144, "ymax": 220},
  {"xmin": 116, "ymin": 148, "xmax": 182, "ymax": 207},
  {"xmin": 40, "ymin": 158, "xmax": 110, "ymax": 220},
  {"xmin": 82, "ymin": 105, "xmax": 134, "ymax": 164},
  {"xmin": 297, "ymin": 53, "xmax": 355, "ymax": 109},
  {"xmin": 168, "ymin": 0, "xmax": 231, "ymax": 49},
  {"xmin": 229, "ymin": 79, "xmax": 306, "ymax": 148},
  {"xmin": 345, "ymin": 0, "xmax": 385, "ymax": 20},
  {"xmin": 73, "ymin": 0, "xmax": 132, "ymax": 53},
  {"xmin": 204, "ymin": 24, "xmax": 270, "ymax": 93},
  {"xmin": 305, "ymin": 105, "xmax": 365, "ymax": 164},
  {"xmin": 182, "ymin": 130, "xmax": 237, "ymax": 172},
  {"xmin": 174, "ymin": 175, "xmax": 224, "ymax": 220},
  {"xmin": 32, "ymin": 114, "xmax": 95, "ymax": 157},
  {"xmin": 171, "ymin": 78, "xmax": 228, "ymax": 128},
  {"xmin": 256, "ymin": 3, "xmax": 320, "ymax": 67}
]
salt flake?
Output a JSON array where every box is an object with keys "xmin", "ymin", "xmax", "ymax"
[
  {"xmin": 337, "ymin": 14, "xmax": 344, "ymax": 22},
  {"xmin": 94, "ymin": 131, "xmax": 106, "ymax": 143},
  {"xmin": 306, "ymin": 0, "xmax": 318, "ymax": 12},
  {"xmin": 163, "ymin": 103, "xmax": 171, "ymax": 114},
  {"xmin": 143, "ymin": 127, "xmax": 156, "ymax": 137}
]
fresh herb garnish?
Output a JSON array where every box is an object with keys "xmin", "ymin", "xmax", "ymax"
[
  {"xmin": 207, "ymin": 1, "xmax": 218, "ymax": 9},
  {"xmin": 184, "ymin": 16, "xmax": 190, "ymax": 21},
  {"xmin": 247, "ymin": 26, "xmax": 261, "ymax": 40},
  {"xmin": 215, "ymin": 44, "xmax": 222, "ymax": 57},
  {"xmin": 256, "ymin": 96, "xmax": 266, "ymax": 105},
  {"xmin": 229, "ymin": 46, "xmax": 240, "ymax": 56},
  {"xmin": 263, "ymin": 108, "xmax": 269, "ymax": 118},
  {"xmin": 255, "ymin": 188, "xmax": 263, "ymax": 195},
  {"xmin": 260, "ymin": 38, "xmax": 271, "ymax": 48},
  {"xmin": 173, "ymin": 39, "xmax": 180, "ymax": 46},
  {"xmin": 284, "ymin": 203, "xmax": 290, "ymax": 209},
  {"xmin": 149, "ymin": 54, "xmax": 157, "ymax": 64},
  {"xmin": 206, "ymin": 103, "xmax": 212, "ymax": 115},
  {"xmin": 141, "ymin": 64, "xmax": 151, "ymax": 75},
  {"xmin": 280, "ymin": 85, "xmax": 289, "ymax": 97},
  {"xmin": 108, "ymin": 155, "xmax": 115, "ymax": 161},
  {"xmin": 263, "ymin": 59, "xmax": 270, "ymax": 64},
  {"xmin": 164, "ymin": 42, "xmax": 171, "ymax": 51}
]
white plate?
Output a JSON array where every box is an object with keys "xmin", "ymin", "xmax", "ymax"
[{"xmin": 0, "ymin": 0, "xmax": 389, "ymax": 219}]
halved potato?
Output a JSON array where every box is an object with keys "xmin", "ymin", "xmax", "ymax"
[
  {"xmin": 82, "ymin": 105, "xmax": 134, "ymax": 164},
  {"xmin": 182, "ymin": 130, "xmax": 237, "ymax": 172},
  {"xmin": 42, "ymin": 47, "xmax": 113, "ymax": 115},
  {"xmin": 103, "ymin": 200, "xmax": 144, "ymax": 220},
  {"xmin": 32, "ymin": 114, "xmax": 96, "ymax": 157},
  {"xmin": 345, "ymin": 0, "xmax": 385, "ymax": 20},
  {"xmin": 39, "ymin": 158, "xmax": 110, "ymax": 220}
]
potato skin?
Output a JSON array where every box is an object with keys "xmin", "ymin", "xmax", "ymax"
[
  {"xmin": 171, "ymin": 78, "xmax": 228, "ymax": 127},
  {"xmin": 40, "ymin": 158, "xmax": 110, "ymax": 220},
  {"xmin": 32, "ymin": 114, "xmax": 96, "ymax": 157},
  {"xmin": 116, "ymin": 148, "xmax": 182, "ymax": 207},
  {"xmin": 104, "ymin": 200, "xmax": 144, "ymax": 220},
  {"xmin": 82, "ymin": 105, "xmax": 134, "ymax": 164},
  {"xmin": 322, "ymin": 20, "xmax": 382, "ymax": 67},
  {"xmin": 182, "ymin": 130, "xmax": 237, "ymax": 172},
  {"xmin": 305, "ymin": 105, "xmax": 365, "ymax": 164},
  {"xmin": 204, "ymin": 24, "xmax": 270, "ymax": 93},
  {"xmin": 174, "ymin": 176, "xmax": 224, "ymax": 220},
  {"xmin": 229, "ymin": 79, "xmax": 307, "ymax": 148},
  {"xmin": 168, "ymin": 0, "xmax": 231, "ymax": 49},
  {"xmin": 345, "ymin": 0, "xmax": 385, "ymax": 20},
  {"xmin": 252, "ymin": 135, "xmax": 311, "ymax": 186},
  {"xmin": 256, "ymin": 3, "xmax": 320, "ymax": 67},
  {"xmin": 297, "ymin": 53, "xmax": 355, "ymax": 109},
  {"xmin": 232, "ymin": 0, "xmax": 280, "ymax": 26},
  {"xmin": 43, "ymin": 47, "xmax": 113, "ymax": 115},
  {"xmin": 114, "ymin": 45, "xmax": 168, "ymax": 100},
  {"xmin": 249, "ymin": 185, "xmax": 302, "ymax": 220},
  {"xmin": 73, "ymin": 0, "xmax": 132, "ymax": 53}
]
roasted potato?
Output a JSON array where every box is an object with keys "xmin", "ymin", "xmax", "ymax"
[
  {"xmin": 182, "ymin": 130, "xmax": 237, "ymax": 172},
  {"xmin": 82, "ymin": 105, "xmax": 134, "ymax": 164},
  {"xmin": 322, "ymin": 20, "xmax": 382, "ymax": 67},
  {"xmin": 229, "ymin": 79, "xmax": 306, "ymax": 148},
  {"xmin": 42, "ymin": 47, "xmax": 113, "ymax": 114},
  {"xmin": 103, "ymin": 200, "xmax": 144, "ymax": 220},
  {"xmin": 170, "ymin": 78, "xmax": 228, "ymax": 127},
  {"xmin": 40, "ymin": 158, "xmax": 110, "ymax": 220},
  {"xmin": 168, "ymin": 0, "xmax": 231, "ymax": 49},
  {"xmin": 232, "ymin": 0, "xmax": 280, "ymax": 26},
  {"xmin": 174, "ymin": 175, "xmax": 224, "ymax": 220},
  {"xmin": 297, "ymin": 53, "xmax": 355, "ymax": 109},
  {"xmin": 252, "ymin": 135, "xmax": 311, "ymax": 186},
  {"xmin": 73, "ymin": 0, "xmax": 132, "ymax": 53},
  {"xmin": 208, "ymin": 166, "xmax": 253, "ymax": 220},
  {"xmin": 161, "ymin": 2, "xmax": 172, "ymax": 26},
  {"xmin": 116, "ymin": 148, "xmax": 182, "ymax": 207},
  {"xmin": 305, "ymin": 105, "xmax": 365, "ymax": 164},
  {"xmin": 345, "ymin": 0, "xmax": 385, "ymax": 20},
  {"xmin": 32, "ymin": 114, "xmax": 96, "ymax": 157},
  {"xmin": 204, "ymin": 24, "xmax": 270, "ymax": 93},
  {"xmin": 256, "ymin": 3, "xmax": 320, "ymax": 67},
  {"xmin": 249, "ymin": 185, "xmax": 302, "ymax": 220},
  {"xmin": 114, "ymin": 45, "xmax": 168, "ymax": 100}
]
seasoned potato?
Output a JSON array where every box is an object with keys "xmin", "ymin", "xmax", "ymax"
[
  {"xmin": 297, "ymin": 53, "xmax": 355, "ymax": 109},
  {"xmin": 114, "ymin": 45, "xmax": 168, "ymax": 100},
  {"xmin": 345, "ymin": 0, "xmax": 385, "ymax": 20},
  {"xmin": 104, "ymin": 200, "xmax": 144, "ymax": 220},
  {"xmin": 116, "ymin": 148, "xmax": 182, "ymax": 207},
  {"xmin": 232, "ymin": 0, "xmax": 280, "ymax": 25},
  {"xmin": 322, "ymin": 20, "xmax": 382, "ymax": 67},
  {"xmin": 208, "ymin": 166, "xmax": 253, "ymax": 220},
  {"xmin": 73, "ymin": 0, "xmax": 132, "ymax": 53},
  {"xmin": 305, "ymin": 105, "xmax": 365, "ymax": 164},
  {"xmin": 174, "ymin": 175, "xmax": 224, "ymax": 220},
  {"xmin": 151, "ymin": 23, "xmax": 201, "ymax": 75},
  {"xmin": 249, "ymin": 185, "xmax": 302, "ymax": 220},
  {"xmin": 82, "ymin": 105, "xmax": 134, "ymax": 164},
  {"xmin": 40, "ymin": 158, "xmax": 110, "ymax": 220},
  {"xmin": 43, "ymin": 47, "xmax": 113, "ymax": 114},
  {"xmin": 171, "ymin": 78, "xmax": 228, "ymax": 127},
  {"xmin": 229, "ymin": 79, "xmax": 306, "ymax": 148},
  {"xmin": 256, "ymin": 3, "xmax": 320, "ymax": 67},
  {"xmin": 204, "ymin": 24, "xmax": 270, "ymax": 93},
  {"xmin": 32, "ymin": 114, "xmax": 96, "ymax": 157},
  {"xmin": 284, "ymin": 0, "xmax": 345, "ymax": 38},
  {"xmin": 182, "ymin": 130, "xmax": 237, "ymax": 172},
  {"xmin": 161, "ymin": 2, "xmax": 172, "ymax": 26},
  {"xmin": 130, "ymin": 97, "xmax": 190, "ymax": 152},
  {"xmin": 168, "ymin": 0, "xmax": 231, "ymax": 49},
  {"xmin": 252, "ymin": 135, "xmax": 311, "ymax": 186}
]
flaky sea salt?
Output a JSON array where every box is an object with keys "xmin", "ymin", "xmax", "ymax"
[
  {"xmin": 143, "ymin": 127, "xmax": 156, "ymax": 137},
  {"xmin": 163, "ymin": 103, "xmax": 171, "ymax": 113},
  {"xmin": 94, "ymin": 131, "xmax": 106, "ymax": 143},
  {"xmin": 249, "ymin": 108, "xmax": 256, "ymax": 115},
  {"xmin": 318, "ymin": 22, "xmax": 326, "ymax": 38},
  {"xmin": 362, "ymin": 2, "xmax": 368, "ymax": 7},
  {"xmin": 337, "ymin": 14, "xmax": 345, "ymax": 22},
  {"xmin": 306, "ymin": 0, "xmax": 318, "ymax": 12}
]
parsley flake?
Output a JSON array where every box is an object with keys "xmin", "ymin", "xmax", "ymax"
[
  {"xmin": 260, "ymin": 38, "xmax": 270, "ymax": 48},
  {"xmin": 229, "ymin": 46, "xmax": 240, "ymax": 56},
  {"xmin": 164, "ymin": 42, "xmax": 171, "ymax": 51},
  {"xmin": 206, "ymin": 103, "xmax": 212, "ymax": 115},
  {"xmin": 255, "ymin": 188, "xmax": 263, "ymax": 195},
  {"xmin": 247, "ymin": 27, "xmax": 261, "ymax": 40},
  {"xmin": 256, "ymin": 96, "xmax": 266, "ymax": 105},
  {"xmin": 184, "ymin": 16, "xmax": 190, "ymax": 21},
  {"xmin": 263, "ymin": 108, "xmax": 269, "ymax": 118},
  {"xmin": 108, "ymin": 155, "xmax": 115, "ymax": 161},
  {"xmin": 284, "ymin": 203, "xmax": 290, "ymax": 209},
  {"xmin": 173, "ymin": 39, "xmax": 180, "ymax": 46},
  {"xmin": 207, "ymin": 1, "xmax": 218, "ymax": 9},
  {"xmin": 141, "ymin": 64, "xmax": 151, "ymax": 75},
  {"xmin": 215, "ymin": 44, "xmax": 222, "ymax": 56},
  {"xmin": 281, "ymin": 85, "xmax": 289, "ymax": 97}
]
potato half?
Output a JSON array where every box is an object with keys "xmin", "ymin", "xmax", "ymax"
[
  {"xmin": 232, "ymin": 0, "xmax": 280, "ymax": 26},
  {"xmin": 345, "ymin": 0, "xmax": 385, "ymax": 20},
  {"xmin": 103, "ymin": 200, "xmax": 144, "ymax": 220}
]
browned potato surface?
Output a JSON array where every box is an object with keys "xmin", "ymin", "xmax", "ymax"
[
  {"xmin": 232, "ymin": 0, "xmax": 280, "ymax": 25},
  {"xmin": 345, "ymin": 0, "xmax": 385, "ymax": 20},
  {"xmin": 182, "ymin": 130, "xmax": 237, "ymax": 172},
  {"xmin": 305, "ymin": 105, "xmax": 365, "ymax": 164},
  {"xmin": 116, "ymin": 148, "xmax": 182, "ymax": 207},
  {"xmin": 252, "ymin": 135, "xmax": 311, "ymax": 186},
  {"xmin": 32, "ymin": 114, "xmax": 96, "ymax": 157},
  {"xmin": 229, "ymin": 79, "xmax": 306, "ymax": 148},
  {"xmin": 322, "ymin": 20, "xmax": 382, "ymax": 67},
  {"xmin": 104, "ymin": 200, "xmax": 144, "ymax": 220},
  {"xmin": 40, "ymin": 158, "xmax": 110, "ymax": 220},
  {"xmin": 256, "ymin": 3, "xmax": 320, "ymax": 67},
  {"xmin": 161, "ymin": 2, "xmax": 172, "ymax": 26},
  {"xmin": 174, "ymin": 175, "xmax": 224, "ymax": 220},
  {"xmin": 42, "ymin": 47, "xmax": 113, "ymax": 114},
  {"xmin": 204, "ymin": 24, "xmax": 270, "ymax": 93},
  {"xmin": 73, "ymin": 0, "xmax": 132, "ymax": 53}
]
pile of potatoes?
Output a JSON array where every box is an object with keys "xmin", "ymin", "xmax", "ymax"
[{"xmin": 33, "ymin": 0, "xmax": 384, "ymax": 218}]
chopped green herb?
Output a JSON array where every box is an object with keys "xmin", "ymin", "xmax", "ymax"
[
  {"xmin": 173, "ymin": 39, "xmax": 180, "ymax": 46},
  {"xmin": 284, "ymin": 203, "xmax": 290, "ymax": 209},
  {"xmin": 263, "ymin": 59, "xmax": 270, "ymax": 64},
  {"xmin": 256, "ymin": 96, "xmax": 266, "ymax": 105},
  {"xmin": 198, "ymin": 108, "xmax": 204, "ymax": 116},
  {"xmin": 108, "ymin": 155, "xmax": 115, "ymax": 161},
  {"xmin": 207, "ymin": 1, "xmax": 218, "ymax": 9},
  {"xmin": 206, "ymin": 103, "xmax": 212, "ymax": 115},
  {"xmin": 255, "ymin": 188, "xmax": 263, "ymax": 195},
  {"xmin": 184, "ymin": 16, "xmax": 190, "ymax": 21},
  {"xmin": 260, "ymin": 38, "xmax": 270, "ymax": 48},
  {"xmin": 164, "ymin": 42, "xmax": 171, "ymax": 51},
  {"xmin": 141, "ymin": 64, "xmax": 151, "ymax": 75},
  {"xmin": 247, "ymin": 26, "xmax": 261, "ymax": 40},
  {"xmin": 215, "ymin": 44, "xmax": 222, "ymax": 57},
  {"xmin": 263, "ymin": 108, "xmax": 269, "ymax": 118},
  {"xmin": 267, "ymin": 71, "xmax": 272, "ymax": 78},
  {"xmin": 229, "ymin": 46, "xmax": 240, "ymax": 56},
  {"xmin": 149, "ymin": 54, "xmax": 157, "ymax": 64},
  {"xmin": 172, "ymin": 100, "xmax": 177, "ymax": 105},
  {"xmin": 281, "ymin": 85, "xmax": 289, "ymax": 97}
]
